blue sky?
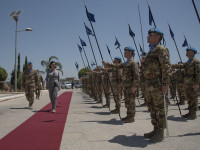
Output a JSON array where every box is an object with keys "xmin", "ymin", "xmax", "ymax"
[{"xmin": 0, "ymin": 0, "xmax": 200, "ymax": 81}]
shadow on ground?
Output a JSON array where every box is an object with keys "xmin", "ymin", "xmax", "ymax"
[
  {"xmin": 10, "ymin": 107, "xmax": 30, "ymax": 110},
  {"xmin": 167, "ymin": 115, "xmax": 187, "ymax": 122},
  {"xmin": 109, "ymin": 134, "xmax": 151, "ymax": 148},
  {"xmin": 81, "ymin": 119, "xmax": 123, "ymax": 125}
]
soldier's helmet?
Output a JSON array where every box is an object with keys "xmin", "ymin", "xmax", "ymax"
[
  {"xmin": 186, "ymin": 47, "xmax": 198, "ymax": 54},
  {"xmin": 114, "ymin": 56, "xmax": 122, "ymax": 62},
  {"xmin": 148, "ymin": 28, "xmax": 164, "ymax": 36},
  {"xmin": 124, "ymin": 46, "xmax": 135, "ymax": 53}
]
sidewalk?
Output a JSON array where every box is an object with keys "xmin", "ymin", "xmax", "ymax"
[
  {"xmin": 60, "ymin": 89, "xmax": 200, "ymax": 150},
  {"xmin": 0, "ymin": 90, "xmax": 48, "ymax": 102}
]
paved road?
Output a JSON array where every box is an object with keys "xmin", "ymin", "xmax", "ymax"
[{"xmin": 1, "ymin": 89, "xmax": 200, "ymax": 150}]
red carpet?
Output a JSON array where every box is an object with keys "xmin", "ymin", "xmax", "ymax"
[{"xmin": 0, "ymin": 91, "xmax": 73, "ymax": 150}]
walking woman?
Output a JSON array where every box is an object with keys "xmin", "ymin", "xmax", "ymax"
[{"xmin": 46, "ymin": 61, "xmax": 60, "ymax": 113}]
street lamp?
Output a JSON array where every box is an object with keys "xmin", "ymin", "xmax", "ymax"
[{"xmin": 8, "ymin": 10, "xmax": 32, "ymax": 92}]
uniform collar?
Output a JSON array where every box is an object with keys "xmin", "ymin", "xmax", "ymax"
[
  {"xmin": 149, "ymin": 43, "xmax": 159, "ymax": 52},
  {"xmin": 187, "ymin": 57, "xmax": 194, "ymax": 64},
  {"xmin": 125, "ymin": 58, "xmax": 133, "ymax": 65}
]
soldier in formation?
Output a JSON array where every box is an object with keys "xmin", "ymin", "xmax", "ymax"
[{"xmin": 21, "ymin": 62, "xmax": 39, "ymax": 109}]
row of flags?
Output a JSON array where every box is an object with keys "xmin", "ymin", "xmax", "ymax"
[{"xmin": 75, "ymin": 1, "xmax": 196, "ymax": 71}]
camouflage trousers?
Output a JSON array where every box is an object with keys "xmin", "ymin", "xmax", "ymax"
[
  {"xmin": 112, "ymin": 83, "xmax": 122, "ymax": 109},
  {"xmin": 25, "ymin": 86, "xmax": 35, "ymax": 106},
  {"xmin": 96, "ymin": 84, "xmax": 103, "ymax": 102},
  {"xmin": 185, "ymin": 84, "xmax": 198, "ymax": 112},
  {"xmin": 123, "ymin": 86, "xmax": 136, "ymax": 118},
  {"xmin": 169, "ymin": 81, "xmax": 176, "ymax": 99},
  {"xmin": 35, "ymin": 87, "xmax": 41, "ymax": 98},
  {"xmin": 145, "ymin": 83, "xmax": 167, "ymax": 130},
  {"xmin": 176, "ymin": 83, "xmax": 186, "ymax": 103},
  {"xmin": 104, "ymin": 84, "xmax": 111, "ymax": 105}
]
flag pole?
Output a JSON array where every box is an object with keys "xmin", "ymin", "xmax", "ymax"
[
  {"xmin": 192, "ymin": 0, "xmax": 200, "ymax": 24},
  {"xmin": 79, "ymin": 36, "xmax": 91, "ymax": 69},
  {"xmin": 84, "ymin": 22, "xmax": 98, "ymax": 65},
  {"xmin": 85, "ymin": 4, "xmax": 121, "ymax": 119},
  {"xmin": 115, "ymin": 37, "xmax": 125, "ymax": 62},
  {"xmin": 106, "ymin": 45, "xmax": 113, "ymax": 62},
  {"xmin": 77, "ymin": 43, "xmax": 86, "ymax": 68},
  {"xmin": 138, "ymin": 4, "xmax": 145, "ymax": 51}
]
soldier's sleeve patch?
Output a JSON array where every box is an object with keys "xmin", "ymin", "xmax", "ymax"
[{"xmin": 164, "ymin": 54, "xmax": 169, "ymax": 60}]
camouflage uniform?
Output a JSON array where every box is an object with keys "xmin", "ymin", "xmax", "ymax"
[
  {"xmin": 107, "ymin": 58, "xmax": 139, "ymax": 122},
  {"xmin": 107, "ymin": 66, "xmax": 123, "ymax": 113},
  {"xmin": 22, "ymin": 69, "xmax": 38, "ymax": 107},
  {"xmin": 95, "ymin": 71, "xmax": 103, "ymax": 103},
  {"xmin": 175, "ymin": 69, "xmax": 186, "ymax": 105},
  {"xmin": 35, "ymin": 74, "xmax": 44, "ymax": 99},
  {"xmin": 169, "ymin": 72, "xmax": 176, "ymax": 99},
  {"xmin": 143, "ymin": 44, "xmax": 171, "ymax": 141},
  {"xmin": 140, "ymin": 60, "xmax": 146, "ymax": 105},
  {"xmin": 101, "ymin": 70, "xmax": 111, "ymax": 107},
  {"xmin": 172, "ymin": 57, "xmax": 200, "ymax": 119}
]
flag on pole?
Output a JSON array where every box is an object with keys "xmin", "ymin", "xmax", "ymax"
[
  {"xmin": 182, "ymin": 37, "xmax": 188, "ymax": 47},
  {"xmin": 128, "ymin": 24, "xmax": 135, "ymax": 38},
  {"xmin": 85, "ymin": 24, "xmax": 94, "ymax": 36},
  {"xmin": 80, "ymin": 38, "xmax": 87, "ymax": 46},
  {"xmin": 106, "ymin": 45, "xmax": 111, "ymax": 55},
  {"xmin": 75, "ymin": 62, "xmax": 79, "ymax": 69},
  {"xmin": 86, "ymin": 7, "xmax": 95, "ymax": 22},
  {"xmin": 78, "ymin": 44, "xmax": 82, "ymax": 53},
  {"xmin": 114, "ymin": 38, "xmax": 120, "ymax": 49},
  {"xmin": 149, "ymin": 6, "xmax": 153, "ymax": 26},
  {"xmin": 168, "ymin": 24, "xmax": 174, "ymax": 39}
]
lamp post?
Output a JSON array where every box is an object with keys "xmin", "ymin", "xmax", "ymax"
[{"xmin": 9, "ymin": 11, "xmax": 32, "ymax": 92}]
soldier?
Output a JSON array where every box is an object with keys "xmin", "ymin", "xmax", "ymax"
[
  {"xmin": 143, "ymin": 28, "xmax": 171, "ymax": 143},
  {"xmin": 97, "ymin": 66, "xmax": 111, "ymax": 108},
  {"xmin": 106, "ymin": 56, "xmax": 123, "ymax": 114},
  {"xmin": 103, "ymin": 47, "xmax": 139, "ymax": 123},
  {"xmin": 21, "ymin": 62, "xmax": 39, "ymax": 109},
  {"xmin": 175, "ymin": 68, "xmax": 186, "ymax": 105},
  {"xmin": 35, "ymin": 70, "xmax": 44, "ymax": 99},
  {"xmin": 140, "ymin": 53, "xmax": 147, "ymax": 106},
  {"xmin": 172, "ymin": 47, "xmax": 200, "ymax": 119}
]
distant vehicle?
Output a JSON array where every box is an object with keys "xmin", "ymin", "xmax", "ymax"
[
  {"xmin": 75, "ymin": 82, "xmax": 82, "ymax": 88},
  {"xmin": 60, "ymin": 81, "xmax": 72, "ymax": 89}
]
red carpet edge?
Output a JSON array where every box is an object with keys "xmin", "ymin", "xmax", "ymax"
[{"xmin": 0, "ymin": 91, "xmax": 73, "ymax": 150}]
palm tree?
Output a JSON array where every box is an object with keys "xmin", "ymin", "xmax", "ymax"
[{"xmin": 41, "ymin": 56, "xmax": 63, "ymax": 75}]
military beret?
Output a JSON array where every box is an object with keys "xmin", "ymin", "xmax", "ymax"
[
  {"xmin": 27, "ymin": 62, "xmax": 32, "ymax": 65},
  {"xmin": 148, "ymin": 28, "xmax": 164, "ymax": 36},
  {"xmin": 98, "ymin": 65, "xmax": 103, "ymax": 68},
  {"xmin": 124, "ymin": 46, "xmax": 135, "ymax": 53},
  {"xmin": 114, "ymin": 56, "xmax": 122, "ymax": 61},
  {"xmin": 186, "ymin": 47, "xmax": 197, "ymax": 54}
]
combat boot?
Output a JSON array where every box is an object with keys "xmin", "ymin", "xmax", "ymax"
[
  {"xmin": 187, "ymin": 111, "xmax": 197, "ymax": 120},
  {"xmin": 103, "ymin": 104, "xmax": 109, "ymax": 108},
  {"xmin": 122, "ymin": 116, "xmax": 128, "ymax": 121},
  {"xmin": 141, "ymin": 102, "xmax": 147, "ymax": 106},
  {"xmin": 111, "ymin": 108, "xmax": 119, "ymax": 114},
  {"xmin": 123, "ymin": 117, "xmax": 135, "ymax": 123},
  {"xmin": 144, "ymin": 127, "xmax": 157, "ymax": 139},
  {"xmin": 150, "ymin": 129, "xmax": 164, "ymax": 143},
  {"xmin": 182, "ymin": 112, "xmax": 190, "ymax": 118}
]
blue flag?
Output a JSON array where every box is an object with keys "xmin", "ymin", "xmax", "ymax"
[
  {"xmin": 78, "ymin": 44, "xmax": 82, "ymax": 53},
  {"xmin": 85, "ymin": 24, "xmax": 94, "ymax": 36},
  {"xmin": 91, "ymin": 61, "xmax": 96, "ymax": 66},
  {"xmin": 86, "ymin": 8, "xmax": 95, "ymax": 22},
  {"xmin": 80, "ymin": 38, "xmax": 87, "ymax": 47},
  {"xmin": 149, "ymin": 6, "xmax": 153, "ymax": 26},
  {"xmin": 128, "ymin": 24, "xmax": 135, "ymax": 38},
  {"xmin": 168, "ymin": 24, "xmax": 174, "ymax": 38},
  {"xmin": 139, "ymin": 43, "xmax": 143, "ymax": 53},
  {"xmin": 182, "ymin": 37, "xmax": 188, "ymax": 47},
  {"xmin": 114, "ymin": 38, "xmax": 120, "ymax": 49},
  {"xmin": 75, "ymin": 62, "xmax": 79, "ymax": 69},
  {"xmin": 106, "ymin": 45, "xmax": 111, "ymax": 55}
]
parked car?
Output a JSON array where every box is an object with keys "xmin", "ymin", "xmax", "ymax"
[
  {"xmin": 60, "ymin": 82, "xmax": 72, "ymax": 89},
  {"xmin": 75, "ymin": 82, "xmax": 82, "ymax": 88}
]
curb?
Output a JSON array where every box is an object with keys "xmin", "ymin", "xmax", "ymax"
[{"xmin": 0, "ymin": 90, "xmax": 48, "ymax": 102}]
